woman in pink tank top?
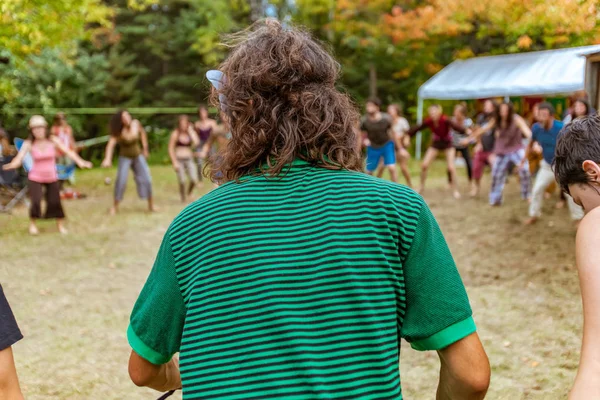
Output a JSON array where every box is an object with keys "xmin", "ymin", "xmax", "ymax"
[{"xmin": 2, "ymin": 115, "xmax": 92, "ymax": 235}]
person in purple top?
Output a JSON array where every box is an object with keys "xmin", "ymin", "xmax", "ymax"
[
  {"xmin": 488, "ymin": 102, "xmax": 532, "ymax": 206},
  {"xmin": 525, "ymin": 102, "xmax": 583, "ymax": 225}
]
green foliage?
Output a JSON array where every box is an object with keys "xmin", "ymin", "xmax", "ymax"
[{"xmin": 0, "ymin": 48, "xmax": 110, "ymax": 136}]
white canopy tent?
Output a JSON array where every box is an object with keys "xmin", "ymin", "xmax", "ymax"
[{"xmin": 414, "ymin": 44, "xmax": 600, "ymax": 157}]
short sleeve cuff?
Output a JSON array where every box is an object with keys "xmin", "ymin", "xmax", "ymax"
[
  {"xmin": 410, "ymin": 316, "xmax": 476, "ymax": 351},
  {"xmin": 127, "ymin": 325, "xmax": 172, "ymax": 365},
  {"xmin": 0, "ymin": 330, "xmax": 23, "ymax": 351}
]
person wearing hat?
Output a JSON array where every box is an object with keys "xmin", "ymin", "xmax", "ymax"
[{"xmin": 2, "ymin": 115, "xmax": 92, "ymax": 235}]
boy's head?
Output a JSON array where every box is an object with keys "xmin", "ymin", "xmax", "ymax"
[{"xmin": 554, "ymin": 115, "xmax": 600, "ymax": 213}]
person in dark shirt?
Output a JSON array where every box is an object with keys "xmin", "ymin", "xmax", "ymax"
[
  {"xmin": 408, "ymin": 104, "xmax": 467, "ymax": 198},
  {"xmin": 360, "ymin": 97, "xmax": 400, "ymax": 183},
  {"xmin": 462, "ymin": 100, "xmax": 498, "ymax": 198},
  {"xmin": 0, "ymin": 284, "xmax": 24, "ymax": 399}
]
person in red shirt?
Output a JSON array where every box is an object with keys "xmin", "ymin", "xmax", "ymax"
[{"xmin": 408, "ymin": 104, "xmax": 468, "ymax": 198}]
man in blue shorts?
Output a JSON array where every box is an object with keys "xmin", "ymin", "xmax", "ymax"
[{"xmin": 361, "ymin": 98, "xmax": 399, "ymax": 182}]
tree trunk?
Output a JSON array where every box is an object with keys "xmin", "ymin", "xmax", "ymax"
[
  {"xmin": 249, "ymin": 0, "xmax": 263, "ymax": 23},
  {"xmin": 369, "ymin": 63, "xmax": 377, "ymax": 98}
]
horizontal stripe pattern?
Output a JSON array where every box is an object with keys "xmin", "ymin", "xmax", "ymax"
[{"xmin": 170, "ymin": 161, "xmax": 424, "ymax": 399}]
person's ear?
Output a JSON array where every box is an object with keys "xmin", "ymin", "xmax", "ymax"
[{"xmin": 582, "ymin": 160, "xmax": 600, "ymax": 183}]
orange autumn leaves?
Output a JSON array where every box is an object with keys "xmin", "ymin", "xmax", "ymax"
[{"xmin": 381, "ymin": 0, "xmax": 600, "ymax": 48}]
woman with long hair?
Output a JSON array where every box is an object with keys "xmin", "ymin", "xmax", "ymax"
[
  {"xmin": 564, "ymin": 98, "xmax": 591, "ymax": 124},
  {"xmin": 101, "ymin": 110, "xmax": 156, "ymax": 215},
  {"xmin": 126, "ymin": 20, "xmax": 488, "ymax": 399},
  {"xmin": 386, "ymin": 103, "xmax": 412, "ymax": 186},
  {"xmin": 194, "ymin": 105, "xmax": 217, "ymax": 183},
  {"xmin": 466, "ymin": 99, "xmax": 498, "ymax": 197},
  {"xmin": 168, "ymin": 115, "xmax": 200, "ymax": 202},
  {"xmin": 488, "ymin": 102, "xmax": 532, "ymax": 206},
  {"xmin": 2, "ymin": 115, "xmax": 92, "ymax": 234}
]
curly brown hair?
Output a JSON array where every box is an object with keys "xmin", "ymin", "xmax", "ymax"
[{"xmin": 208, "ymin": 19, "xmax": 362, "ymax": 182}]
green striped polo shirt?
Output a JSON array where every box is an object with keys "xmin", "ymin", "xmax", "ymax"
[{"xmin": 128, "ymin": 159, "xmax": 476, "ymax": 399}]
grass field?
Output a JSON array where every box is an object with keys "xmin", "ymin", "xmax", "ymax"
[{"xmin": 0, "ymin": 161, "xmax": 583, "ymax": 399}]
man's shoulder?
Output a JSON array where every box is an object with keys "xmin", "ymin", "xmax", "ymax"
[{"xmin": 553, "ymin": 120, "xmax": 564, "ymax": 130}]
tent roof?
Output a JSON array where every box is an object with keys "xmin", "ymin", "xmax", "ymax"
[{"xmin": 418, "ymin": 45, "xmax": 600, "ymax": 100}]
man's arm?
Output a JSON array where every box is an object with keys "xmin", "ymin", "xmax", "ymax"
[
  {"xmin": 0, "ymin": 347, "xmax": 23, "ymax": 400},
  {"xmin": 570, "ymin": 209, "xmax": 600, "ymax": 399},
  {"xmin": 128, "ymin": 351, "xmax": 181, "ymax": 392},
  {"xmin": 437, "ymin": 333, "xmax": 490, "ymax": 400}
]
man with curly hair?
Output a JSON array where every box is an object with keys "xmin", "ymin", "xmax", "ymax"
[{"xmin": 126, "ymin": 20, "xmax": 490, "ymax": 400}]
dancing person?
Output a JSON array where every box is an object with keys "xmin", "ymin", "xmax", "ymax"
[
  {"xmin": 525, "ymin": 102, "xmax": 583, "ymax": 225},
  {"xmin": 168, "ymin": 115, "xmax": 200, "ymax": 203},
  {"xmin": 194, "ymin": 105, "xmax": 217, "ymax": 184},
  {"xmin": 467, "ymin": 100, "xmax": 498, "ymax": 197},
  {"xmin": 361, "ymin": 98, "xmax": 399, "ymax": 182},
  {"xmin": 101, "ymin": 110, "xmax": 156, "ymax": 215},
  {"xmin": 553, "ymin": 116, "xmax": 600, "ymax": 399},
  {"xmin": 486, "ymin": 102, "xmax": 531, "ymax": 206},
  {"xmin": 50, "ymin": 112, "xmax": 77, "ymax": 191},
  {"xmin": 2, "ymin": 115, "xmax": 92, "ymax": 235},
  {"xmin": 0, "ymin": 285, "xmax": 24, "ymax": 400},
  {"xmin": 385, "ymin": 103, "xmax": 412, "ymax": 186},
  {"xmin": 448, "ymin": 103, "xmax": 473, "ymax": 185},
  {"xmin": 408, "ymin": 104, "xmax": 467, "ymax": 198},
  {"xmin": 126, "ymin": 20, "xmax": 490, "ymax": 400},
  {"xmin": 199, "ymin": 113, "xmax": 231, "ymax": 186},
  {"xmin": 563, "ymin": 98, "xmax": 592, "ymax": 125},
  {"xmin": 553, "ymin": 99, "xmax": 593, "ymax": 209}
]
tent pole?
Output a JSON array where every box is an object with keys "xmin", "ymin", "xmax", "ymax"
[{"xmin": 416, "ymin": 97, "xmax": 424, "ymax": 160}]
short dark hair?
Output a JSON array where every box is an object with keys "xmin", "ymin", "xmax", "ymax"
[
  {"xmin": 537, "ymin": 102, "xmax": 555, "ymax": 116},
  {"xmin": 366, "ymin": 97, "xmax": 382, "ymax": 108},
  {"xmin": 554, "ymin": 114, "xmax": 600, "ymax": 194}
]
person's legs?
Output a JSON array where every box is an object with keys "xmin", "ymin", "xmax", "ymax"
[
  {"xmin": 445, "ymin": 147, "xmax": 460, "ymax": 199},
  {"xmin": 527, "ymin": 160, "xmax": 556, "ymax": 224},
  {"xmin": 185, "ymin": 158, "xmax": 199, "ymax": 197},
  {"xmin": 131, "ymin": 155, "xmax": 156, "ymax": 212},
  {"xmin": 112, "ymin": 156, "xmax": 131, "ymax": 214},
  {"xmin": 28, "ymin": 181, "xmax": 42, "ymax": 235},
  {"xmin": 381, "ymin": 142, "xmax": 398, "ymax": 183},
  {"xmin": 175, "ymin": 160, "xmax": 187, "ymax": 203},
  {"xmin": 489, "ymin": 154, "xmax": 511, "ymax": 205},
  {"xmin": 365, "ymin": 146, "xmax": 382, "ymax": 176},
  {"xmin": 375, "ymin": 159, "xmax": 385, "ymax": 178},
  {"xmin": 446, "ymin": 147, "xmax": 457, "ymax": 185},
  {"xmin": 398, "ymin": 148, "xmax": 412, "ymax": 187},
  {"xmin": 471, "ymin": 150, "xmax": 487, "ymax": 197},
  {"xmin": 460, "ymin": 147, "xmax": 473, "ymax": 182},
  {"xmin": 420, "ymin": 147, "xmax": 439, "ymax": 194},
  {"xmin": 513, "ymin": 149, "xmax": 531, "ymax": 201},
  {"xmin": 44, "ymin": 181, "xmax": 66, "ymax": 234}
]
